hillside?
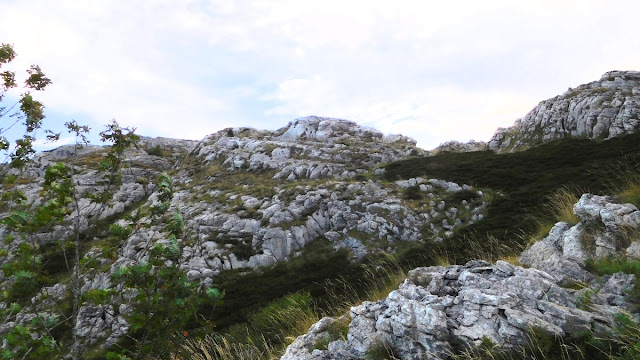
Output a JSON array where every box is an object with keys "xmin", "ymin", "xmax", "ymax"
[
  {"xmin": 387, "ymin": 131, "xmax": 640, "ymax": 265},
  {"xmin": 1, "ymin": 74, "xmax": 640, "ymax": 359},
  {"xmin": 0, "ymin": 117, "xmax": 489, "ymax": 358}
]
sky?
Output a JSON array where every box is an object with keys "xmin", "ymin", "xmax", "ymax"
[{"xmin": 1, "ymin": 0, "xmax": 639, "ymax": 151}]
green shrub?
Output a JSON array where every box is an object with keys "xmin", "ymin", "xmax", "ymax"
[
  {"xmin": 586, "ymin": 257, "xmax": 640, "ymax": 277},
  {"xmin": 443, "ymin": 189, "xmax": 481, "ymax": 204},
  {"xmin": 232, "ymin": 242, "xmax": 255, "ymax": 260},
  {"xmin": 403, "ymin": 185, "xmax": 422, "ymax": 200},
  {"xmin": 145, "ymin": 145, "xmax": 164, "ymax": 157}
]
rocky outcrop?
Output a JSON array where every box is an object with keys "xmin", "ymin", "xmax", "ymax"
[
  {"xmin": 193, "ymin": 116, "xmax": 422, "ymax": 181},
  {"xmin": 434, "ymin": 140, "xmax": 487, "ymax": 153},
  {"xmin": 282, "ymin": 260, "xmax": 632, "ymax": 360},
  {"xmin": 282, "ymin": 193, "xmax": 640, "ymax": 360},
  {"xmin": 132, "ymin": 176, "xmax": 488, "ymax": 281},
  {"xmin": 520, "ymin": 193, "xmax": 640, "ymax": 284},
  {"xmin": 489, "ymin": 71, "xmax": 640, "ymax": 152}
]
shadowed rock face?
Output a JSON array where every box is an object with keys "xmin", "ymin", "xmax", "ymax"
[{"xmin": 488, "ymin": 71, "xmax": 640, "ymax": 153}]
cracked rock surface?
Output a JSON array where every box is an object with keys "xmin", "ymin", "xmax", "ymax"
[
  {"xmin": 282, "ymin": 259, "xmax": 632, "ymax": 360},
  {"xmin": 488, "ymin": 71, "xmax": 640, "ymax": 153}
]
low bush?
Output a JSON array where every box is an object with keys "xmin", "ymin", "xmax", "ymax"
[
  {"xmin": 403, "ymin": 185, "xmax": 422, "ymax": 200},
  {"xmin": 145, "ymin": 145, "xmax": 164, "ymax": 157}
]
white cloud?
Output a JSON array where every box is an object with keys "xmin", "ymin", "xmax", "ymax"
[
  {"xmin": 1, "ymin": 0, "xmax": 639, "ymax": 150},
  {"xmin": 262, "ymin": 75, "xmax": 536, "ymax": 148}
]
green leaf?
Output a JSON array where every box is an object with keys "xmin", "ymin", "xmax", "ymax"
[
  {"xmin": 19, "ymin": 94, "xmax": 44, "ymax": 132},
  {"xmin": 3, "ymin": 210, "xmax": 29, "ymax": 227},
  {"xmin": 1, "ymin": 70, "xmax": 16, "ymax": 89},
  {"xmin": 14, "ymin": 269, "xmax": 35, "ymax": 280},
  {"xmin": 0, "ymin": 43, "xmax": 16, "ymax": 65},
  {"xmin": 206, "ymin": 287, "xmax": 221, "ymax": 299},
  {"xmin": 2, "ymin": 349, "xmax": 16, "ymax": 359},
  {"xmin": 9, "ymin": 302, "xmax": 21, "ymax": 313},
  {"xmin": 106, "ymin": 352, "xmax": 131, "ymax": 360},
  {"xmin": 25, "ymin": 64, "xmax": 51, "ymax": 91}
]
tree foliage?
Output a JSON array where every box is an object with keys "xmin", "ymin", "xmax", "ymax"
[
  {"xmin": 0, "ymin": 43, "xmax": 222, "ymax": 359},
  {"xmin": 110, "ymin": 173, "xmax": 222, "ymax": 359},
  {"xmin": 0, "ymin": 43, "xmax": 56, "ymax": 169}
]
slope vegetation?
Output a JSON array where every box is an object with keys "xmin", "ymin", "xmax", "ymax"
[{"xmin": 385, "ymin": 131, "xmax": 640, "ymax": 265}]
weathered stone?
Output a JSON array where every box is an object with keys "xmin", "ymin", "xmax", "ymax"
[
  {"xmin": 489, "ymin": 71, "xmax": 640, "ymax": 152},
  {"xmin": 284, "ymin": 260, "xmax": 629, "ymax": 360}
]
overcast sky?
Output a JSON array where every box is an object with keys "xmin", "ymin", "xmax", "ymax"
[{"xmin": 1, "ymin": 0, "xmax": 639, "ymax": 150}]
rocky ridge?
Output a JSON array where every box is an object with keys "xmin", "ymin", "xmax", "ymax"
[
  {"xmin": 433, "ymin": 71, "xmax": 640, "ymax": 154},
  {"xmin": 192, "ymin": 116, "xmax": 422, "ymax": 180},
  {"xmin": 2, "ymin": 113, "xmax": 639, "ymax": 358},
  {"xmin": 282, "ymin": 194, "xmax": 640, "ymax": 359},
  {"xmin": 487, "ymin": 71, "xmax": 640, "ymax": 152},
  {"xmin": 433, "ymin": 140, "xmax": 487, "ymax": 153}
]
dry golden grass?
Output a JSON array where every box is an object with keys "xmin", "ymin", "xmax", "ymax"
[
  {"xmin": 362, "ymin": 262, "xmax": 407, "ymax": 303},
  {"xmin": 522, "ymin": 186, "xmax": 581, "ymax": 249},
  {"xmin": 435, "ymin": 255, "xmax": 452, "ymax": 267},
  {"xmin": 174, "ymin": 254, "xmax": 411, "ymax": 360},
  {"xmin": 499, "ymin": 255, "xmax": 522, "ymax": 267},
  {"xmin": 599, "ymin": 158, "xmax": 640, "ymax": 207},
  {"xmin": 459, "ymin": 233, "xmax": 522, "ymax": 263},
  {"xmin": 176, "ymin": 334, "xmax": 278, "ymax": 360},
  {"xmin": 618, "ymin": 181, "xmax": 640, "ymax": 207},
  {"xmin": 546, "ymin": 187, "xmax": 581, "ymax": 225}
]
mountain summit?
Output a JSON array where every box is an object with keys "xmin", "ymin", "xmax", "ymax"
[{"xmin": 488, "ymin": 70, "xmax": 640, "ymax": 152}]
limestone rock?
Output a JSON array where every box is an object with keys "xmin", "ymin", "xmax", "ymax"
[
  {"xmin": 521, "ymin": 194, "xmax": 640, "ymax": 284},
  {"xmin": 283, "ymin": 261, "xmax": 628, "ymax": 360},
  {"xmin": 434, "ymin": 139, "xmax": 487, "ymax": 153},
  {"xmin": 0, "ymin": 118, "xmax": 487, "ymax": 356},
  {"xmin": 489, "ymin": 71, "xmax": 640, "ymax": 152}
]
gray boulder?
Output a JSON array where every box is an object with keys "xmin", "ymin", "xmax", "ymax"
[{"xmin": 282, "ymin": 260, "xmax": 626, "ymax": 360}]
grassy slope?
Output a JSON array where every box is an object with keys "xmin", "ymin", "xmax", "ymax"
[
  {"xmin": 384, "ymin": 132, "xmax": 640, "ymax": 265},
  {"xmin": 208, "ymin": 245, "xmax": 362, "ymax": 330},
  {"xmin": 206, "ymin": 132, "xmax": 640, "ymax": 333}
]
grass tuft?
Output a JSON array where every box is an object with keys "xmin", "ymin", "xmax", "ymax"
[
  {"xmin": 545, "ymin": 187, "xmax": 581, "ymax": 225},
  {"xmin": 618, "ymin": 182, "xmax": 640, "ymax": 207},
  {"xmin": 366, "ymin": 339, "xmax": 401, "ymax": 360}
]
